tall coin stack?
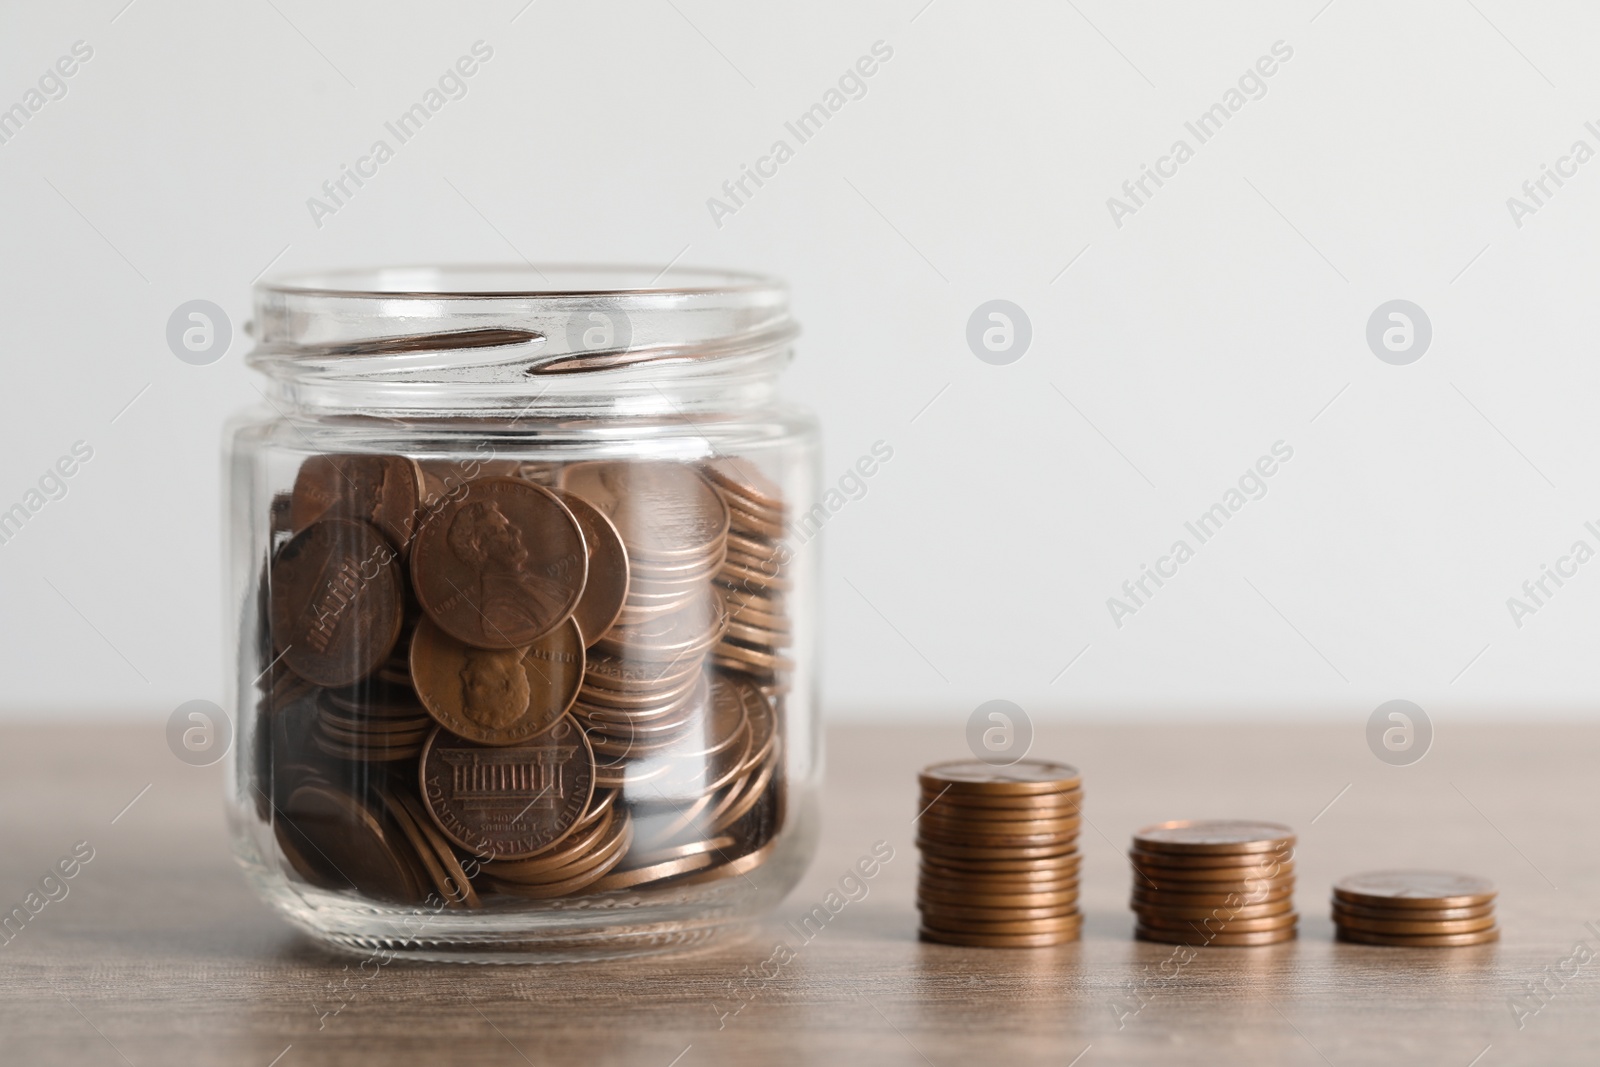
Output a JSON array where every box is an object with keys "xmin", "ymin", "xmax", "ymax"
[
  {"xmin": 703, "ymin": 458, "xmax": 793, "ymax": 694},
  {"xmin": 1129, "ymin": 820, "xmax": 1298, "ymax": 946},
  {"xmin": 1331, "ymin": 870, "xmax": 1499, "ymax": 947},
  {"xmin": 915, "ymin": 760, "xmax": 1083, "ymax": 948}
]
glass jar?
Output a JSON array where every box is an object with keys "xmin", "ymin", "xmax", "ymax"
[{"xmin": 224, "ymin": 266, "xmax": 819, "ymax": 962}]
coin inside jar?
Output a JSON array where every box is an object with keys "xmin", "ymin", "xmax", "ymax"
[
  {"xmin": 410, "ymin": 615, "xmax": 584, "ymax": 746},
  {"xmin": 289, "ymin": 453, "xmax": 425, "ymax": 553},
  {"xmin": 269, "ymin": 518, "xmax": 405, "ymax": 688},
  {"xmin": 410, "ymin": 477, "xmax": 588, "ymax": 650}
]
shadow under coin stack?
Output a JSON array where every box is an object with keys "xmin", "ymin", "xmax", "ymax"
[
  {"xmin": 1129, "ymin": 820, "xmax": 1298, "ymax": 947},
  {"xmin": 915, "ymin": 760, "xmax": 1083, "ymax": 947},
  {"xmin": 1331, "ymin": 870, "xmax": 1499, "ymax": 947},
  {"xmin": 258, "ymin": 453, "xmax": 789, "ymax": 908}
]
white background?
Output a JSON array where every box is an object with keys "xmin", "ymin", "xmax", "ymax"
[{"xmin": 2, "ymin": 0, "xmax": 1598, "ymax": 726}]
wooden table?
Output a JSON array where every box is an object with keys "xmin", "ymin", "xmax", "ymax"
[{"xmin": 2, "ymin": 720, "xmax": 1596, "ymax": 1065}]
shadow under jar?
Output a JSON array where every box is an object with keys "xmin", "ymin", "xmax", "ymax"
[{"xmin": 224, "ymin": 266, "xmax": 820, "ymax": 962}]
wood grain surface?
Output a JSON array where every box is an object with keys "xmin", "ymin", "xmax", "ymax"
[{"xmin": 1, "ymin": 719, "xmax": 1597, "ymax": 1066}]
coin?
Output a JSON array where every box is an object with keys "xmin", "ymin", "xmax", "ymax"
[
  {"xmin": 1333, "ymin": 871, "xmax": 1497, "ymax": 910},
  {"xmin": 559, "ymin": 460, "xmax": 730, "ymax": 563},
  {"xmin": 919, "ymin": 760, "xmax": 1082, "ymax": 795},
  {"xmin": 589, "ymin": 849, "xmax": 717, "ymax": 891},
  {"xmin": 1334, "ymin": 912, "xmax": 1498, "ymax": 935},
  {"xmin": 920, "ymin": 790, "xmax": 1082, "ymax": 813},
  {"xmin": 917, "ymin": 840, "xmax": 1079, "ymax": 862},
  {"xmin": 419, "ymin": 718, "xmax": 595, "ymax": 860},
  {"xmin": 1336, "ymin": 926, "xmax": 1500, "ymax": 948},
  {"xmin": 410, "ymin": 615, "xmax": 583, "ymax": 746},
  {"xmin": 920, "ymin": 814, "xmax": 1083, "ymax": 837},
  {"xmin": 289, "ymin": 454, "xmax": 425, "ymax": 553},
  {"xmin": 1136, "ymin": 925, "xmax": 1297, "ymax": 947},
  {"xmin": 704, "ymin": 458, "xmax": 785, "ymax": 512},
  {"xmin": 1136, "ymin": 911, "xmax": 1298, "ymax": 933},
  {"xmin": 1131, "ymin": 859, "xmax": 1294, "ymax": 883},
  {"xmin": 919, "ymin": 927, "xmax": 1079, "ymax": 948},
  {"xmin": 270, "ymin": 518, "xmax": 404, "ymax": 688},
  {"xmin": 410, "ymin": 477, "xmax": 587, "ymax": 649},
  {"xmin": 1331, "ymin": 900, "xmax": 1494, "ymax": 922},
  {"xmin": 1128, "ymin": 847, "xmax": 1293, "ymax": 870},
  {"xmin": 922, "ymin": 853, "xmax": 1083, "ymax": 875},
  {"xmin": 1133, "ymin": 820, "xmax": 1296, "ymax": 855},
  {"xmin": 917, "ymin": 914, "xmax": 1083, "ymax": 936},
  {"xmin": 551, "ymin": 489, "xmax": 629, "ymax": 646},
  {"xmin": 1133, "ymin": 887, "xmax": 1292, "ymax": 908},
  {"xmin": 281, "ymin": 782, "xmax": 423, "ymax": 903},
  {"xmin": 1131, "ymin": 899, "xmax": 1294, "ymax": 921}
]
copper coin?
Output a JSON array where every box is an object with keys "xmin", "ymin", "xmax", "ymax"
[
  {"xmin": 589, "ymin": 849, "xmax": 717, "ymax": 891},
  {"xmin": 920, "ymin": 791, "xmax": 1083, "ymax": 815},
  {"xmin": 921, "ymin": 868, "xmax": 1080, "ymax": 892},
  {"xmin": 919, "ymin": 829, "xmax": 1080, "ymax": 851},
  {"xmin": 1131, "ymin": 899, "xmax": 1294, "ymax": 921},
  {"xmin": 624, "ymin": 833, "xmax": 737, "ymax": 869},
  {"xmin": 379, "ymin": 789, "xmax": 471, "ymax": 908},
  {"xmin": 289, "ymin": 454, "xmax": 424, "ymax": 552},
  {"xmin": 703, "ymin": 457, "xmax": 785, "ymax": 511},
  {"xmin": 918, "ymin": 927, "xmax": 1079, "ymax": 948},
  {"xmin": 1336, "ymin": 926, "xmax": 1500, "ymax": 948},
  {"xmin": 559, "ymin": 460, "xmax": 730, "ymax": 563},
  {"xmin": 598, "ymin": 592, "xmax": 728, "ymax": 661},
  {"xmin": 486, "ymin": 817, "xmax": 634, "ymax": 897},
  {"xmin": 393, "ymin": 790, "xmax": 481, "ymax": 908},
  {"xmin": 919, "ymin": 900, "xmax": 1081, "ymax": 922},
  {"xmin": 921, "ymin": 853, "xmax": 1082, "ymax": 875},
  {"xmin": 582, "ymin": 650, "xmax": 704, "ymax": 693},
  {"xmin": 1335, "ymin": 912, "xmax": 1497, "ymax": 935},
  {"xmin": 280, "ymin": 782, "xmax": 422, "ymax": 903},
  {"xmin": 1137, "ymin": 911, "xmax": 1298, "ymax": 933},
  {"xmin": 1131, "ymin": 858, "xmax": 1294, "ymax": 883},
  {"xmin": 410, "ymin": 477, "xmax": 587, "ymax": 649},
  {"xmin": 1133, "ymin": 820, "xmax": 1296, "ymax": 855},
  {"xmin": 410, "ymin": 616, "xmax": 582, "ymax": 746},
  {"xmin": 919, "ymin": 760, "xmax": 1082, "ymax": 795},
  {"xmin": 918, "ymin": 914, "xmax": 1083, "ymax": 936},
  {"xmin": 918, "ymin": 840, "xmax": 1079, "ymax": 863},
  {"xmin": 1129, "ymin": 846, "xmax": 1293, "ymax": 870},
  {"xmin": 490, "ymin": 806, "xmax": 620, "ymax": 880},
  {"xmin": 550, "ymin": 489, "xmax": 629, "ymax": 646},
  {"xmin": 920, "ymin": 812, "xmax": 1083, "ymax": 835},
  {"xmin": 919, "ymin": 886, "xmax": 1080, "ymax": 909},
  {"xmin": 1133, "ymin": 885, "xmax": 1292, "ymax": 908},
  {"xmin": 1136, "ymin": 925, "xmax": 1297, "ymax": 947},
  {"xmin": 1331, "ymin": 900, "xmax": 1495, "ymax": 922},
  {"xmin": 1333, "ymin": 870, "xmax": 1497, "ymax": 910},
  {"xmin": 269, "ymin": 518, "xmax": 404, "ymax": 688},
  {"xmin": 419, "ymin": 718, "xmax": 595, "ymax": 860}
]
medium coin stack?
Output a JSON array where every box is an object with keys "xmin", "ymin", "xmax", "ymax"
[
  {"xmin": 1129, "ymin": 820, "xmax": 1298, "ymax": 946},
  {"xmin": 915, "ymin": 760, "xmax": 1083, "ymax": 947},
  {"xmin": 704, "ymin": 458, "xmax": 793, "ymax": 689},
  {"xmin": 256, "ymin": 452, "xmax": 791, "ymax": 907},
  {"xmin": 1332, "ymin": 870, "xmax": 1499, "ymax": 947}
]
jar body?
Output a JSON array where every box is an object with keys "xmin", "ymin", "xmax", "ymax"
[{"xmin": 224, "ymin": 273, "xmax": 819, "ymax": 961}]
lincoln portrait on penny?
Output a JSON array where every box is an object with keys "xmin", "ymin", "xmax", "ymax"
[
  {"xmin": 446, "ymin": 500, "xmax": 570, "ymax": 642},
  {"xmin": 458, "ymin": 646, "xmax": 530, "ymax": 730}
]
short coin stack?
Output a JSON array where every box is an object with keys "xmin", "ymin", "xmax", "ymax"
[
  {"xmin": 1332, "ymin": 870, "xmax": 1499, "ymax": 947},
  {"xmin": 1129, "ymin": 820, "xmax": 1298, "ymax": 946},
  {"xmin": 916, "ymin": 759, "xmax": 1083, "ymax": 948}
]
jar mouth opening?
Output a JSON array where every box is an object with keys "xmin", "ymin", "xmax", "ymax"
[{"xmin": 258, "ymin": 264, "xmax": 785, "ymax": 301}]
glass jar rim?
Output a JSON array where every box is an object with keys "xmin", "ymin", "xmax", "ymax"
[{"xmin": 257, "ymin": 263, "xmax": 786, "ymax": 301}]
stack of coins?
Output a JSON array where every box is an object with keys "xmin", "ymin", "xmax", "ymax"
[
  {"xmin": 915, "ymin": 760, "xmax": 1083, "ymax": 947},
  {"xmin": 256, "ymin": 452, "xmax": 792, "ymax": 907},
  {"xmin": 704, "ymin": 458, "xmax": 793, "ymax": 689},
  {"xmin": 1129, "ymin": 820, "xmax": 1297, "ymax": 946},
  {"xmin": 1331, "ymin": 870, "xmax": 1499, "ymax": 947}
]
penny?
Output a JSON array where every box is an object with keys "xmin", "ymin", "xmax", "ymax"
[
  {"xmin": 281, "ymin": 782, "xmax": 422, "ymax": 903},
  {"xmin": 918, "ymin": 914, "xmax": 1084, "ymax": 936},
  {"xmin": 1136, "ymin": 911, "xmax": 1298, "ymax": 933},
  {"xmin": 378, "ymin": 788, "xmax": 470, "ymax": 908},
  {"xmin": 918, "ymin": 840, "xmax": 1079, "ymax": 862},
  {"xmin": 922, "ymin": 866, "xmax": 1080, "ymax": 891},
  {"xmin": 1336, "ymin": 926, "xmax": 1500, "ymax": 948},
  {"xmin": 922, "ymin": 853, "xmax": 1083, "ymax": 875},
  {"xmin": 919, "ymin": 760, "xmax": 1082, "ymax": 795},
  {"xmin": 491, "ymin": 807, "xmax": 622, "ymax": 881},
  {"xmin": 673, "ymin": 836, "xmax": 781, "ymax": 886},
  {"xmin": 410, "ymin": 616, "xmax": 583, "ymax": 746},
  {"xmin": 270, "ymin": 518, "xmax": 404, "ymax": 688},
  {"xmin": 559, "ymin": 460, "xmax": 729, "ymax": 563},
  {"xmin": 589, "ymin": 849, "xmax": 717, "ymax": 891},
  {"xmin": 1133, "ymin": 886, "xmax": 1292, "ymax": 908},
  {"xmin": 419, "ymin": 718, "xmax": 595, "ymax": 860},
  {"xmin": 1334, "ymin": 912, "xmax": 1498, "ymax": 936},
  {"xmin": 289, "ymin": 454, "xmax": 424, "ymax": 553},
  {"xmin": 1133, "ymin": 820, "xmax": 1296, "ymax": 855},
  {"xmin": 484, "ymin": 822, "xmax": 634, "ymax": 898},
  {"xmin": 919, "ymin": 817, "xmax": 1082, "ymax": 842},
  {"xmin": 624, "ymin": 833, "xmax": 737, "ymax": 869},
  {"xmin": 704, "ymin": 457, "xmax": 785, "ymax": 512},
  {"xmin": 918, "ymin": 886, "xmax": 1080, "ymax": 909},
  {"xmin": 919, "ymin": 927, "xmax": 1079, "ymax": 948},
  {"xmin": 919, "ymin": 900, "xmax": 1081, "ymax": 922},
  {"xmin": 1331, "ymin": 900, "xmax": 1495, "ymax": 922},
  {"xmin": 1131, "ymin": 859, "xmax": 1294, "ymax": 883},
  {"xmin": 1332, "ymin": 870, "xmax": 1497, "ymax": 910},
  {"xmin": 551, "ymin": 489, "xmax": 629, "ymax": 646},
  {"xmin": 1129, "ymin": 847, "xmax": 1293, "ymax": 870},
  {"xmin": 410, "ymin": 477, "xmax": 587, "ymax": 649},
  {"xmin": 1132, "ymin": 899, "xmax": 1293, "ymax": 921},
  {"xmin": 1136, "ymin": 926, "xmax": 1297, "ymax": 947},
  {"xmin": 393, "ymin": 789, "xmax": 481, "ymax": 907}
]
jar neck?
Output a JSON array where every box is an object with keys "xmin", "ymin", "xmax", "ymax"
[{"xmin": 245, "ymin": 265, "xmax": 795, "ymax": 420}]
